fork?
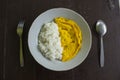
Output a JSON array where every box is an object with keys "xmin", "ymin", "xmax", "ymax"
[{"xmin": 17, "ymin": 21, "xmax": 25, "ymax": 67}]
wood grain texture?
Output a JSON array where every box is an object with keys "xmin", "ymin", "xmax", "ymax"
[
  {"xmin": 0, "ymin": 0, "xmax": 120, "ymax": 80},
  {"xmin": 0, "ymin": 0, "xmax": 5, "ymax": 80}
]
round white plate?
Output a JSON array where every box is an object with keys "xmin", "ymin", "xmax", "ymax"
[{"xmin": 28, "ymin": 8, "xmax": 92, "ymax": 71}]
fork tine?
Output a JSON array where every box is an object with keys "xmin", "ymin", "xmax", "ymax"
[{"xmin": 18, "ymin": 21, "xmax": 25, "ymax": 27}]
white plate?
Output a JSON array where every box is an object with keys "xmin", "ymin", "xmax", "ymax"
[{"xmin": 28, "ymin": 8, "xmax": 92, "ymax": 71}]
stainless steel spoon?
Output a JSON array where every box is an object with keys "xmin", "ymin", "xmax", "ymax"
[{"xmin": 96, "ymin": 20, "xmax": 107, "ymax": 67}]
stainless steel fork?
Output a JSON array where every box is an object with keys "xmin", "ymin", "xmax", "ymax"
[{"xmin": 16, "ymin": 21, "xmax": 25, "ymax": 67}]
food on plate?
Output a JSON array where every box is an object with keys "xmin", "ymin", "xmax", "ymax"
[
  {"xmin": 55, "ymin": 17, "xmax": 82, "ymax": 61},
  {"xmin": 38, "ymin": 22, "xmax": 63, "ymax": 60},
  {"xmin": 38, "ymin": 17, "xmax": 82, "ymax": 62}
]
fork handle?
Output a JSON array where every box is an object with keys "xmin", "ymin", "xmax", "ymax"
[{"xmin": 20, "ymin": 37, "xmax": 24, "ymax": 67}]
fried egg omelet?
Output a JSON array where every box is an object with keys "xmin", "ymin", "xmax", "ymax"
[{"xmin": 55, "ymin": 17, "xmax": 82, "ymax": 62}]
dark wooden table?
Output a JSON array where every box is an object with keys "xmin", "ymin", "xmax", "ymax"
[{"xmin": 1, "ymin": 0, "xmax": 120, "ymax": 80}]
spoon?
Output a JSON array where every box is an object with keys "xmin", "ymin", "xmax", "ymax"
[{"xmin": 96, "ymin": 20, "xmax": 107, "ymax": 67}]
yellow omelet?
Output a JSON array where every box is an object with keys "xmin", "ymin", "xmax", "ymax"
[{"xmin": 54, "ymin": 17, "xmax": 82, "ymax": 62}]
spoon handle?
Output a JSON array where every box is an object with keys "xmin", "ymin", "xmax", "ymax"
[{"xmin": 100, "ymin": 37, "xmax": 104, "ymax": 67}]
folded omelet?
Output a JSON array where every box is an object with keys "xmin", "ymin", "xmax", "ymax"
[{"xmin": 55, "ymin": 17, "xmax": 82, "ymax": 62}]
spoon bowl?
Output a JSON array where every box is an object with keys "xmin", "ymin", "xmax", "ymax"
[{"xmin": 96, "ymin": 20, "xmax": 107, "ymax": 36}]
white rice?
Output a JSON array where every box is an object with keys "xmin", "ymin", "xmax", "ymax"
[{"xmin": 38, "ymin": 22, "xmax": 63, "ymax": 60}]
